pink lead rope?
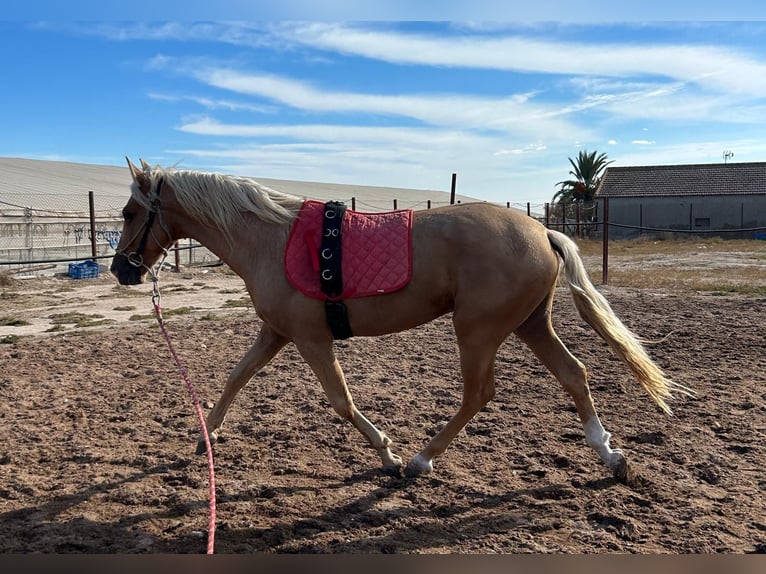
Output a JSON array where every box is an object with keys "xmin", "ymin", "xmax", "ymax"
[{"xmin": 152, "ymin": 277, "xmax": 217, "ymax": 554}]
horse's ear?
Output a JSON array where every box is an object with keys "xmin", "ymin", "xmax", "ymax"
[
  {"xmin": 126, "ymin": 157, "xmax": 141, "ymax": 182},
  {"xmin": 126, "ymin": 156, "xmax": 152, "ymax": 195},
  {"xmin": 139, "ymin": 158, "xmax": 151, "ymax": 170}
]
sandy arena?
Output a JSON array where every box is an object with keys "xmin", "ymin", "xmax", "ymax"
[{"xmin": 0, "ymin": 263, "xmax": 764, "ymax": 553}]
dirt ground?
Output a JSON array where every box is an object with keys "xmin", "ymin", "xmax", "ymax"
[{"xmin": 0, "ymin": 261, "xmax": 764, "ymax": 554}]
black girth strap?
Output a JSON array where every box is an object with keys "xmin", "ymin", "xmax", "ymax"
[
  {"xmin": 319, "ymin": 201, "xmax": 353, "ymax": 339},
  {"xmin": 320, "ymin": 201, "xmax": 345, "ymax": 298},
  {"xmin": 320, "ymin": 201, "xmax": 353, "ymax": 339}
]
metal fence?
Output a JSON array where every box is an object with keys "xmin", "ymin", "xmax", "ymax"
[
  {"xmin": 1, "ymin": 190, "xmax": 546, "ymax": 277},
  {"xmin": 0, "ymin": 191, "xmax": 122, "ymax": 273},
  {"xmin": 0, "ymin": 190, "xmax": 219, "ymax": 276},
  {"xmin": 3, "ymin": 190, "xmax": 764, "ymax": 283}
]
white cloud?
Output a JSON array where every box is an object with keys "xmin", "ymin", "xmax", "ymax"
[
  {"xmin": 611, "ymin": 138, "xmax": 766, "ymax": 168},
  {"xmin": 87, "ymin": 22, "xmax": 766, "ymax": 202},
  {"xmin": 148, "ymin": 92, "xmax": 275, "ymax": 114},
  {"xmin": 140, "ymin": 24, "xmax": 766, "ymax": 131},
  {"xmin": 277, "ymin": 23, "xmax": 766, "ymax": 97},
  {"xmin": 188, "ymin": 67, "xmax": 589, "ymax": 142},
  {"xmin": 96, "ymin": 21, "xmax": 766, "ymax": 98},
  {"xmin": 494, "ymin": 143, "xmax": 547, "ymax": 156},
  {"xmin": 169, "ymin": 117, "xmax": 565, "ymax": 199},
  {"xmin": 178, "ymin": 116, "xmax": 486, "ymax": 147}
]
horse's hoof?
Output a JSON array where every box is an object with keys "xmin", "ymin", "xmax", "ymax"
[
  {"xmin": 195, "ymin": 433, "xmax": 217, "ymax": 456},
  {"xmin": 381, "ymin": 463, "xmax": 402, "ymax": 477},
  {"xmin": 380, "ymin": 451, "xmax": 403, "ymax": 477},
  {"xmin": 611, "ymin": 456, "xmax": 642, "ymax": 486},
  {"xmin": 403, "ymin": 454, "xmax": 433, "ymax": 478}
]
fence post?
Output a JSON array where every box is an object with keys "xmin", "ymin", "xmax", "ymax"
[
  {"xmin": 450, "ymin": 173, "xmax": 457, "ymax": 205},
  {"xmin": 601, "ymin": 197, "xmax": 609, "ymax": 285},
  {"xmin": 24, "ymin": 207, "xmax": 32, "ymax": 260},
  {"xmin": 88, "ymin": 191, "xmax": 97, "ymax": 261},
  {"xmin": 562, "ymin": 202, "xmax": 567, "ymax": 234},
  {"xmin": 575, "ymin": 202, "xmax": 581, "ymax": 238},
  {"xmin": 689, "ymin": 202, "xmax": 693, "ymax": 230},
  {"xmin": 427, "ymin": 200, "xmax": 431, "ymax": 209},
  {"xmin": 741, "ymin": 203, "xmax": 745, "ymax": 240},
  {"xmin": 173, "ymin": 241, "xmax": 180, "ymax": 271},
  {"xmin": 393, "ymin": 199, "xmax": 397, "ymax": 210},
  {"xmin": 545, "ymin": 203, "xmax": 550, "ymax": 228},
  {"xmin": 527, "ymin": 202, "xmax": 531, "ymax": 217},
  {"xmin": 351, "ymin": 197, "xmax": 356, "ymax": 210}
]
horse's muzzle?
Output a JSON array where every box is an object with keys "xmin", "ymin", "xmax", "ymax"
[{"xmin": 110, "ymin": 254, "xmax": 145, "ymax": 285}]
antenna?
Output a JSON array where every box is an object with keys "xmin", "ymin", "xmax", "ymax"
[{"xmin": 723, "ymin": 150, "xmax": 734, "ymax": 164}]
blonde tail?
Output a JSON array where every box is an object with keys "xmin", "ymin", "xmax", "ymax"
[{"xmin": 546, "ymin": 229, "xmax": 694, "ymax": 414}]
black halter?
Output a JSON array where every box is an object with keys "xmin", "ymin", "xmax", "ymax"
[{"xmin": 127, "ymin": 176, "xmax": 165, "ymax": 268}]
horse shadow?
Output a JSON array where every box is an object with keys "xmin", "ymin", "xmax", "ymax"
[
  {"xmin": 213, "ymin": 467, "xmax": 624, "ymax": 553},
  {"xmin": 0, "ymin": 459, "xmax": 209, "ymax": 553},
  {"xmin": 0, "ymin": 457, "xmax": 623, "ymax": 553}
]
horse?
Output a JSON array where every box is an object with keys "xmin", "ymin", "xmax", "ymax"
[{"xmin": 111, "ymin": 158, "xmax": 692, "ymax": 483}]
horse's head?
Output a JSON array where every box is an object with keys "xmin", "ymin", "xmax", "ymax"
[{"xmin": 110, "ymin": 158, "xmax": 176, "ymax": 285}]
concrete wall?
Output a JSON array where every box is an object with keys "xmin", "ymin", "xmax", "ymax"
[{"xmin": 597, "ymin": 194, "xmax": 766, "ymax": 239}]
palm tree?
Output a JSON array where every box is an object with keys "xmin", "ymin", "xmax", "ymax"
[
  {"xmin": 552, "ymin": 150, "xmax": 613, "ymax": 235},
  {"xmin": 553, "ymin": 149, "xmax": 613, "ymax": 204}
]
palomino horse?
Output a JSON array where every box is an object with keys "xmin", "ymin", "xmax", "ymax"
[{"xmin": 111, "ymin": 158, "xmax": 691, "ymax": 482}]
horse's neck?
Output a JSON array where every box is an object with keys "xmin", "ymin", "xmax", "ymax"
[{"xmin": 184, "ymin": 211, "xmax": 293, "ymax": 278}]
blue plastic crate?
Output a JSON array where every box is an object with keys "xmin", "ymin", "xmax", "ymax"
[{"xmin": 68, "ymin": 260, "xmax": 100, "ymax": 279}]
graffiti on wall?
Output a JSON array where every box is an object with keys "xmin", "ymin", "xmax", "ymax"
[{"xmin": 65, "ymin": 224, "xmax": 122, "ymax": 248}]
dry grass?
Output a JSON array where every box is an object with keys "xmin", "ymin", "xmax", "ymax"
[
  {"xmin": 575, "ymin": 237, "xmax": 766, "ymax": 295},
  {"xmin": 589, "ymin": 267, "xmax": 766, "ymax": 295},
  {"xmin": 576, "ymin": 236, "xmax": 766, "ymax": 257}
]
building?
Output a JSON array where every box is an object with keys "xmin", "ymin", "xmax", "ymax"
[{"xmin": 595, "ymin": 161, "xmax": 766, "ymax": 239}]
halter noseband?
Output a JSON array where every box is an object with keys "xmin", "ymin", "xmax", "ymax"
[{"xmin": 122, "ymin": 176, "xmax": 173, "ymax": 275}]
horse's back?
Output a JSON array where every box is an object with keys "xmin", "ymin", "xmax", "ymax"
[
  {"xmin": 413, "ymin": 202, "xmax": 546, "ymax": 242},
  {"xmin": 346, "ymin": 203, "xmax": 559, "ymax": 336},
  {"xmin": 412, "ymin": 202, "xmax": 555, "ymax": 275}
]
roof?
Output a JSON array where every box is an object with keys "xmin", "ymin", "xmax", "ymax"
[
  {"xmin": 0, "ymin": 157, "xmax": 482, "ymax": 216},
  {"xmin": 596, "ymin": 161, "xmax": 766, "ymax": 198}
]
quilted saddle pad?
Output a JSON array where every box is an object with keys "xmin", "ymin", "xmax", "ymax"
[{"xmin": 284, "ymin": 200, "xmax": 413, "ymax": 300}]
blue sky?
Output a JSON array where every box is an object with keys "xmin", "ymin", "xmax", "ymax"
[{"xmin": 3, "ymin": 15, "xmax": 766, "ymax": 205}]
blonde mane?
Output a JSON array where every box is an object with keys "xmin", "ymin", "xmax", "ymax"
[{"xmin": 134, "ymin": 165, "xmax": 303, "ymax": 241}]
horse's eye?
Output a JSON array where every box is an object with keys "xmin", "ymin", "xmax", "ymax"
[{"xmin": 122, "ymin": 209, "xmax": 135, "ymax": 222}]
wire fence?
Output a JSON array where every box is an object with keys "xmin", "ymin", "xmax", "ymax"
[
  {"xmin": 1, "ymin": 191, "xmax": 764, "ymax": 280},
  {"xmin": 0, "ymin": 191, "xmax": 126, "ymax": 273},
  {"xmin": 1, "ymin": 191, "xmax": 542, "ymax": 276}
]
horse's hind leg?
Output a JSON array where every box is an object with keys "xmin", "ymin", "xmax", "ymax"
[
  {"xmin": 196, "ymin": 323, "xmax": 288, "ymax": 455},
  {"xmin": 405, "ymin": 335, "xmax": 499, "ymax": 477},
  {"xmin": 296, "ymin": 339, "xmax": 403, "ymax": 475},
  {"xmin": 514, "ymin": 297, "xmax": 630, "ymax": 481}
]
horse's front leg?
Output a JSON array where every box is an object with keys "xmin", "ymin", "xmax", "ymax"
[
  {"xmin": 196, "ymin": 323, "xmax": 288, "ymax": 455},
  {"xmin": 296, "ymin": 339, "xmax": 403, "ymax": 476}
]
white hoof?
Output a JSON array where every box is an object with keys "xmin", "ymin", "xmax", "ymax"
[
  {"xmin": 584, "ymin": 416, "xmax": 626, "ymax": 469},
  {"xmin": 605, "ymin": 449, "xmax": 626, "ymax": 472},
  {"xmin": 404, "ymin": 453, "xmax": 433, "ymax": 477}
]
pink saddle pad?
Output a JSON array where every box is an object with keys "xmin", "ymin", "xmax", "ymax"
[{"xmin": 284, "ymin": 200, "xmax": 413, "ymax": 300}]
